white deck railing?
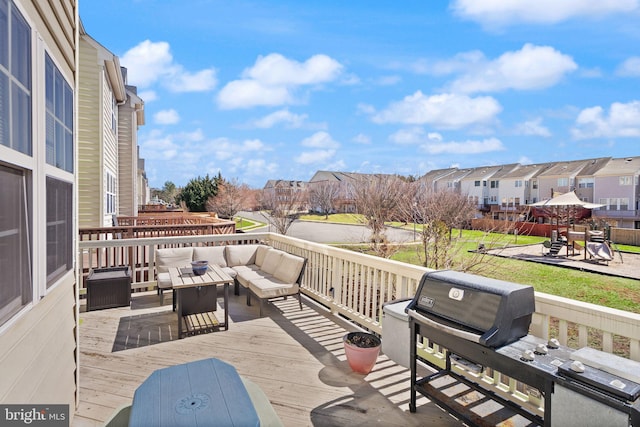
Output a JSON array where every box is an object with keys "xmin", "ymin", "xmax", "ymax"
[{"xmin": 77, "ymin": 232, "xmax": 640, "ymax": 417}]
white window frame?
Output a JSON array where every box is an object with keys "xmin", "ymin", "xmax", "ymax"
[{"xmin": 0, "ymin": 0, "xmax": 75, "ymax": 331}]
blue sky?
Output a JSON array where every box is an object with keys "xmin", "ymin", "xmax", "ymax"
[{"xmin": 80, "ymin": 1, "xmax": 640, "ymax": 189}]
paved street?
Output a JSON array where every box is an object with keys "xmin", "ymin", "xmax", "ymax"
[{"xmin": 237, "ymin": 211, "xmax": 417, "ymax": 244}]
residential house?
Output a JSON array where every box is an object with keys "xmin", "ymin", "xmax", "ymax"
[
  {"xmin": 495, "ymin": 163, "xmax": 550, "ymax": 220},
  {"xmin": 418, "ymin": 167, "xmax": 458, "ymax": 193},
  {"xmin": 574, "ymin": 157, "xmax": 611, "ymax": 203},
  {"xmin": 460, "ymin": 165, "xmax": 518, "ymax": 212},
  {"xmin": 117, "ymin": 78, "xmax": 146, "ymax": 217},
  {"xmin": 536, "ymin": 158, "xmax": 609, "ymax": 203},
  {"xmin": 308, "ymin": 171, "xmax": 361, "ymax": 213},
  {"xmin": 263, "ymin": 179, "xmax": 309, "ymax": 213},
  {"xmin": 0, "ymin": 0, "xmax": 78, "ymax": 411},
  {"xmin": 78, "ymin": 27, "xmax": 127, "ymax": 227},
  {"xmin": 592, "ymin": 156, "xmax": 640, "ymax": 229}
]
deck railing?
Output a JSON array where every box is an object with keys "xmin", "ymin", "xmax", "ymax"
[{"xmin": 77, "ymin": 232, "xmax": 640, "ymax": 417}]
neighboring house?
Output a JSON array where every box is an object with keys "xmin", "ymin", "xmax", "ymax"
[
  {"xmin": 574, "ymin": 157, "xmax": 611, "ymax": 204},
  {"xmin": 460, "ymin": 165, "xmax": 518, "ymax": 212},
  {"xmin": 117, "ymin": 79, "xmax": 146, "ymax": 217},
  {"xmin": 78, "ymin": 26, "xmax": 127, "ymax": 227},
  {"xmin": 439, "ymin": 168, "xmax": 474, "ymax": 194},
  {"xmin": 592, "ymin": 156, "xmax": 640, "ymax": 229},
  {"xmin": 137, "ymin": 153, "xmax": 150, "ymax": 209},
  {"xmin": 308, "ymin": 171, "xmax": 360, "ymax": 213},
  {"xmin": 536, "ymin": 158, "xmax": 608, "ymax": 203},
  {"xmin": 263, "ymin": 179, "xmax": 309, "ymax": 213},
  {"xmin": 0, "ymin": 0, "xmax": 78, "ymax": 412},
  {"xmin": 419, "ymin": 167, "xmax": 458, "ymax": 192},
  {"xmin": 493, "ymin": 163, "xmax": 550, "ymax": 220}
]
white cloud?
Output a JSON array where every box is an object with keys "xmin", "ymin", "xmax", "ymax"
[
  {"xmin": 242, "ymin": 139, "xmax": 266, "ymax": 151},
  {"xmin": 121, "ymin": 40, "xmax": 217, "ymax": 93},
  {"xmin": 154, "ymin": 109, "xmax": 180, "ymax": 125},
  {"xmin": 421, "ymin": 138, "xmax": 506, "ymax": 155},
  {"xmin": 519, "ymin": 156, "xmax": 533, "ymax": 165},
  {"xmin": 514, "ymin": 118, "xmax": 552, "ymax": 137},
  {"xmin": 372, "ymin": 91, "xmax": 502, "ymax": 129},
  {"xmin": 452, "ymin": 0, "xmax": 638, "ymax": 26},
  {"xmin": 138, "ymin": 90, "xmax": 157, "ymax": 102},
  {"xmin": 165, "ymin": 69, "xmax": 217, "ymax": 93},
  {"xmin": 218, "ymin": 80, "xmax": 293, "ymax": 109},
  {"xmin": 251, "ymin": 109, "xmax": 309, "ymax": 129},
  {"xmin": 572, "ymin": 101, "xmax": 640, "ymax": 139},
  {"xmin": 301, "ymin": 131, "xmax": 340, "ymax": 149},
  {"xmin": 245, "ymin": 159, "xmax": 278, "ymax": 176},
  {"xmin": 389, "ymin": 127, "xmax": 433, "ymax": 145},
  {"xmin": 616, "ymin": 57, "xmax": 640, "ymax": 77},
  {"xmin": 352, "ymin": 133, "xmax": 371, "ymax": 144},
  {"xmin": 295, "ymin": 149, "xmax": 336, "ymax": 164},
  {"xmin": 244, "ymin": 53, "xmax": 342, "ymax": 85},
  {"xmin": 450, "ymin": 44, "xmax": 577, "ymax": 94},
  {"xmin": 217, "ymin": 53, "xmax": 343, "ymax": 109},
  {"xmin": 374, "ymin": 75, "xmax": 402, "ymax": 85}
]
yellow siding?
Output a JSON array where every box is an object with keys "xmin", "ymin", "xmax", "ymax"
[
  {"xmin": 77, "ymin": 38, "xmax": 102, "ymax": 228},
  {"xmin": 103, "ymin": 74, "xmax": 118, "ymax": 226},
  {"xmin": 118, "ymin": 101, "xmax": 136, "ymax": 216},
  {"xmin": 0, "ymin": 274, "xmax": 77, "ymax": 406}
]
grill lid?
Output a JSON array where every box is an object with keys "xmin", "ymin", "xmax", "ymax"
[{"xmin": 407, "ymin": 270, "xmax": 535, "ymax": 348}]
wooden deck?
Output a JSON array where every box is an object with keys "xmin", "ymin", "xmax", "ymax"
[{"xmin": 73, "ymin": 291, "xmax": 463, "ymax": 426}]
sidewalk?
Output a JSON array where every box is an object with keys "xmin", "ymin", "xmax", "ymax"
[{"xmin": 487, "ymin": 243, "xmax": 640, "ymax": 281}]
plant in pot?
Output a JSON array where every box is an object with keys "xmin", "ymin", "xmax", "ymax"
[{"xmin": 343, "ymin": 331, "xmax": 381, "ymax": 374}]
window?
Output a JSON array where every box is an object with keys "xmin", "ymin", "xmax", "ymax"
[
  {"xmin": 515, "ymin": 180, "xmax": 523, "ymax": 188},
  {"xmin": 532, "ymin": 180, "xmax": 538, "ymax": 189},
  {"xmin": 45, "ymin": 53, "xmax": 73, "ymax": 172},
  {"xmin": 0, "ymin": 165, "xmax": 32, "ymax": 325},
  {"xmin": 106, "ymin": 171, "xmax": 116, "ymax": 214},
  {"xmin": 474, "ymin": 180, "xmax": 480, "ymax": 187},
  {"xmin": 46, "ymin": 177, "xmax": 72, "ymax": 286},
  {"xmin": 111, "ymin": 94, "xmax": 117, "ymax": 132},
  {"xmin": 619, "ymin": 176, "xmax": 632, "ymax": 186},
  {"xmin": 557, "ymin": 177, "xmax": 569, "ymax": 187},
  {"xmin": 490, "ymin": 180, "xmax": 499, "ymax": 188},
  {"xmin": 0, "ymin": 0, "xmax": 32, "ymax": 155},
  {"xmin": 578, "ymin": 178, "xmax": 594, "ymax": 188}
]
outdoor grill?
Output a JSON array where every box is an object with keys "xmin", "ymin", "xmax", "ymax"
[{"xmin": 407, "ymin": 270, "xmax": 640, "ymax": 427}]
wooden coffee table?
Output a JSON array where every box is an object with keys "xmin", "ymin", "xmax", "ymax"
[{"xmin": 169, "ymin": 265, "xmax": 233, "ymax": 338}]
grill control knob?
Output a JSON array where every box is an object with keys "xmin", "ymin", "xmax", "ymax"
[
  {"xmin": 521, "ymin": 350, "xmax": 535, "ymax": 361},
  {"xmin": 547, "ymin": 338, "xmax": 560, "ymax": 349},
  {"xmin": 570, "ymin": 360, "xmax": 586, "ymax": 373},
  {"xmin": 535, "ymin": 344, "xmax": 548, "ymax": 355}
]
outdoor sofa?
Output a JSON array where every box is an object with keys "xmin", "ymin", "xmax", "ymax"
[{"xmin": 155, "ymin": 244, "xmax": 307, "ymax": 316}]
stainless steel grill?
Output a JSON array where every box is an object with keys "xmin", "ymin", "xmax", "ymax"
[{"xmin": 407, "ymin": 270, "xmax": 640, "ymax": 427}]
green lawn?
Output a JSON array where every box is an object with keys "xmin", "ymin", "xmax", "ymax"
[{"xmin": 338, "ymin": 235, "xmax": 640, "ymax": 314}]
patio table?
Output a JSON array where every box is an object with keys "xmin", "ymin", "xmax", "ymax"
[
  {"xmin": 169, "ymin": 265, "xmax": 233, "ymax": 338},
  {"xmin": 129, "ymin": 358, "xmax": 260, "ymax": 427}
]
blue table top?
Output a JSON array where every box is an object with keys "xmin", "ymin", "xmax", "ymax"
[{"xmin": 129, "ymin": 358, "xmax": 260, "ymax": 427}]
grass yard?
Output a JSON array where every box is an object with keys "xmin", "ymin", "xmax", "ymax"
[{"xmin": 340, "ymin": 239, "xmax": 640, "ymax": 314}]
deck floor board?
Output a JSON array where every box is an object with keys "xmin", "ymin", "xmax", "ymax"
[{"xmin": 74, "ymin": 291, "xmax": 462, "ymax": 426}]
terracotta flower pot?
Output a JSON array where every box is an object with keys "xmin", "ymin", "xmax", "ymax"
[{"xmin": 343, "ymin": 332, "xmax": 381, "ymax": 374}]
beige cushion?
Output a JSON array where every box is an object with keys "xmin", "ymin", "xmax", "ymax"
[
  {"xmin": 236, "ymin": 269, "xmax": 272, "ymax": 288},
  {"xmin": 221, "ymin": 266, "xmax": 237, "ymax": 279},
  {"xmin": 225, "ymin": 245, "xmax": 259, "ymax": 267},
  {"xmin": 249, "ymin": 277, "xmax": 298, "ymax": 299},
  {"xmin": 157, "ymin": 272, "xmax": 172, "ymax": 289},
  {"xmin": 194, "ymin": 246, "xmax": 227, "ymax": 267},
  {"xmin": 260, "ymin": 250, "xmax": 284, "ymax": 275},
  {"xmin": 254, "ymin": 245, "xmax": 271, "ymax": 267},
  {"xmin": 273, "ymin": 253, "xmax": 305, "ymax": 284},
  {"xmin": 156, "ymin": 247, "xmax": 194, "ymax": 273}
]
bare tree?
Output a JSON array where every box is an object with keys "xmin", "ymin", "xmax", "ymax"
[
  {"xmin": 308, "ymin": 181, "xmax": 340, "ymax": 219},
  {"xmin": 350, "ymin": 175, "xmax": 406, "ymax": 256},
  {"xmin": 402, "ymin": 185, "xmax": 479, "ymax": 270},
  {"xmin": 207, "ymin": 178, "xmax": 250, "ymax": 219},
  {"xmin": 259, "ymin": 186, "xmax": 308, "ymax": 235}
]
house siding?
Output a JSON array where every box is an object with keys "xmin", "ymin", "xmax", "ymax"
[
  {"xmin": 77, "ymin": 38, "xmax": 101, "ymax": 228},
  {"xmin": 118, "ymin": 96, "xmax": 137, "ymax": 217},
  {"xmin": 0, "ymin": 0, "xmax": 78, "ymax": 415},
  {"xmin": 102, "ymin": 74, "xmax": 118, "ymax": 226}
]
